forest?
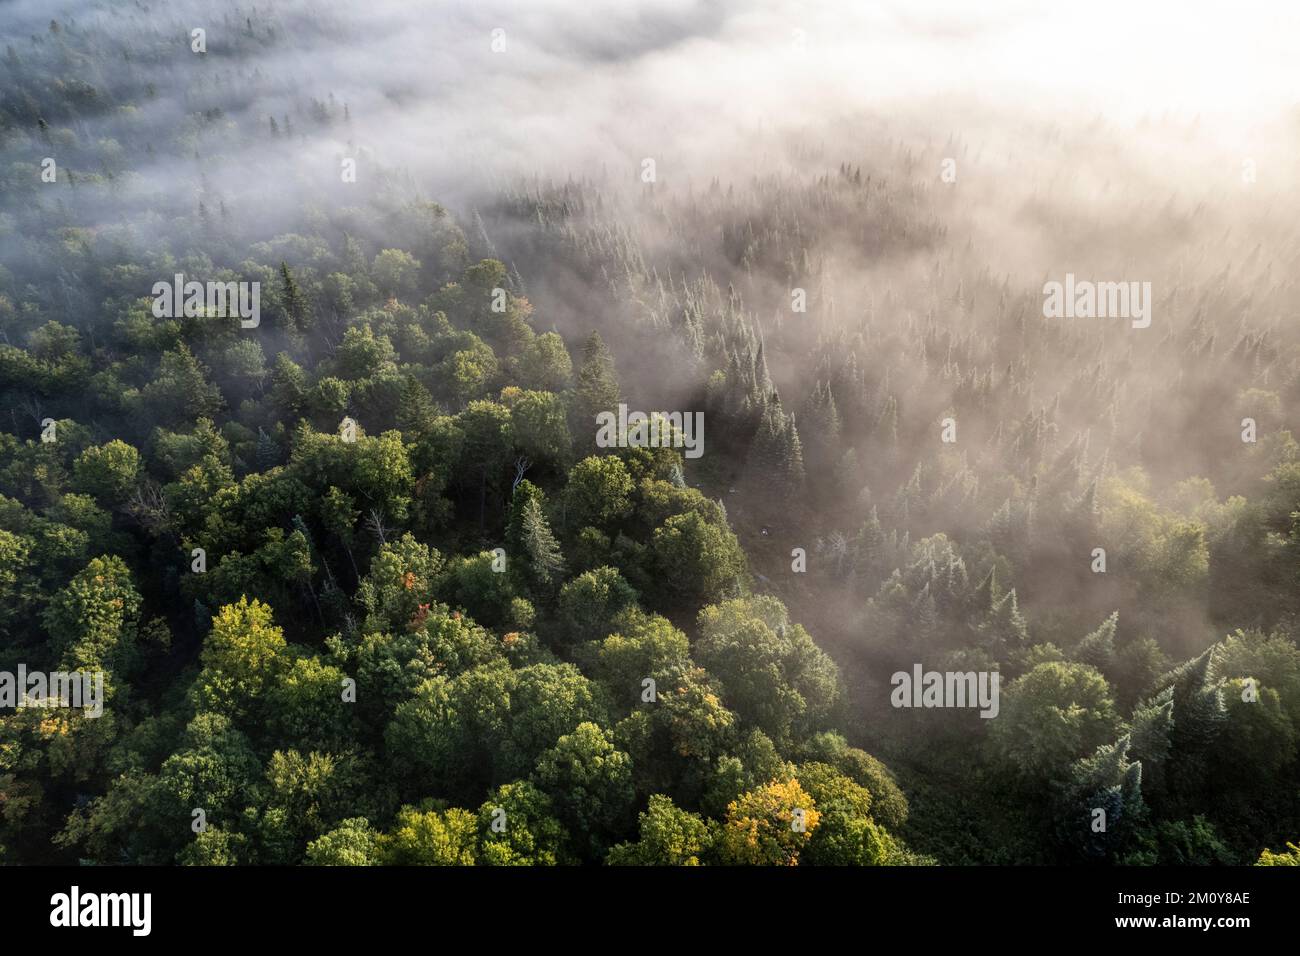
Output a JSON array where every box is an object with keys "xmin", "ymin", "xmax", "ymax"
[{"xmin": 1, "ymin": 1, "xmax": 1298, "ymax": 867}]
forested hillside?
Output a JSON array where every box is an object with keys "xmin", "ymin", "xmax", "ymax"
[{"xmin": 1, "ymin": 2, "xmax": 1298, "ymax": 867}]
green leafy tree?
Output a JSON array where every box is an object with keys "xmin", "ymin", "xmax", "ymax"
[
  {"xmin": 386, "ymin": 661, "xmax": 515, "ymax": 797},
  {"xmin": 615, "ymin": 662, "xmax": 737, "ymax": 804},
  {"xmin": 498, "ymin": 663, "xmax": 606, "ymax": 780},
  {"xmin": 800, "ymin": 732, "xmax": 909, "ymax": 830},
  {"xmin": 380, "ymin": 804, "xmax": 477, "ymax": 865},
  {"xmin": 588, "ymin": 609, "xmax": 691, "ymax": 711},
  {"xmin": 475, "ymin": 781, "xmax": 572, "ymax": 865},
  {"xmin": 355, "ymin": 532, "xmax": 443, "ymax": 633},
  {"xmin": 563, "ymin": 456, "xmax": 633, "ymax": 530},
  {"xmin": 505, "ymin": 479, "xmax": 544, "ymax": 554},
  {"xmin": 519, "ymin": 332, "xmax": 573, "ymax": 392},
  {"xmin": 43, "ymin": 555, "xmax": 143, "ymax": 674},
  {"xmin": 155, "ymin": 713, "xmax": 263, "ymax": 850},
  {"xmin": 990, "ymin": 661, "xmax": 1122, "ymax": 778},
  {"xmin": 796, "ymin": 762, "xmax": 896, "ymax": 866},
  {"xmin": 649, "ymin": 511, "xmax": 747, "ymax": 609},
  {"xmin": 306, "ymin": 818, "xmax": 380, "ymax": 865},
  {"xmin": 441, "ymin": 551, "xmax": 517, "ymax": 628},
  {"xmin": 457, "ymin": 401, "xmax": 514, "ymax": 529},
  {"xmin": 695, "ymin": 596, "xmax": 842, "ymax": 748},
  {"xmin": 556, "ymin": 567, "xmax": 638, "ymax": 644},
  {"xmin": 607, "ymin": 795, "xmax": 712, "ymax": 865},
  {"xmin": 372, "ymin": 249, "xmax": 422, "ymax": 299},
  {"xmin": 192, "ymin": 597, "xmax": 292, "ymax": 723},
  {"xmin": 506, "ymin": 388, "xmax": 571, "ymax": 467},
  {"xmin": 533, "ymin": 721, "xmax": 635, "ymax": 857},
  {"xmin": 0, "ymin": 528, "xmax": 35, "ymax": 633},
  {"xmin": 72, "ymin": 440, "xmax": 141, "ymax": 506}
]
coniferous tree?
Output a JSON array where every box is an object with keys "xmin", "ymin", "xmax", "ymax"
[
  {"xmin": 746, "ymin": 395, "xmax": 787, "ymax": 481},
  {"xmin": 573, "ymin": 331, "xmax": 620, "ymax": 443},
  {"xmin": 255, "ymin": 428, "xmax": 280, "ymax": 471},
  {"xmin": 784, "ymin": 415, "xmax": 806, "ymax": 502},
  {"xmin": 1128, "ymin": 695, "xmax": 1175, "ymax": 791},
  {"xmin": 802, "ymin": 380, "xmax": 842, "ymax": 483},
  {"xmin": 520, "ymin": 495, "xmax": 565, "ymax": 588},
  {"xmin": 1074, "ymin": 611, "xmax": 1119, "ymax": 672},
  {"xmin": 279, "ymin": 261, "xmax": 310, "ymax": 331},
  {"xmin": 507, "ymin": 479, "xmax": 544, "ymax": 554},
  {"xmin": 978, "ymin": 588, "xmax": 1030, "ymax": 652},
  {"xmin": 971, "ymin": 565, "xmax": 998, "ymax": 613},
  {"xmin": 1058, "ymin": 736, "xmax": 1145, "ymax": 861},
  {"xmin": 853, "ymin": 506, "xmax": 886, "ymax": 589}
]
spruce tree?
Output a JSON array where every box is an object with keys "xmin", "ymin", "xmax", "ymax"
[
  {"xmin": 806, "ymin": 380, "xmax": 841, "ymax": 452},
  {"xmin": 978, "ymin": 588, "xmax": 1029, "ymax": 651},
  {"xmin": 520, "ymin": 495, "xmax": 565, "ymax": 587},
  {"xmin": 1128, "ymin": 695, "xmax": 1174, "ymax": 791},
  {"xmin": 1075, "ymin": 611, "xmax": 1119, "ymax": 672},
  {"xmin": 573, "ymin": 331, "xmax": 620, "ymax": 443},
  {"xmin": 279, "ymin": 261, "xmax": 310, "ymax": 331},
  {"xmin": 506, "ymin": 479, "xmax": 544, "ymax": 554},
  {"xmin": 971, "ymin": 564, "xmax": 998, "ymax": 612},
  {"xmin": 855, "ymin": 506, "xmax": 885, "ymax": 583},
  {"xmin": 1059, "ymin": 736, "xmax": 1145, "ymax": 861},
  {"xmin": 784, "ymin": 415, "xmax": 806, "ymax": 501},
  {"xmin": 396, "ymin": 375, "xmax": 438, "ymax": 436},
  {"xmin": 255, "ymin": 427, "xmax": 280, "ymax": 471},
  {"xmin": 747, "ymin": 396, "xmax": 788, "ymax": 477}
]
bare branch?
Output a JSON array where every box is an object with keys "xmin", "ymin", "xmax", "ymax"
[{"xmin": 512, "ymin": 456, "xmax": 532, "ymax": 493}]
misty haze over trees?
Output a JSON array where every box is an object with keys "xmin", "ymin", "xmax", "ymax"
[{"xmin": 1, "ymin": 0, "xmax": 1298, "ymax": 866}]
